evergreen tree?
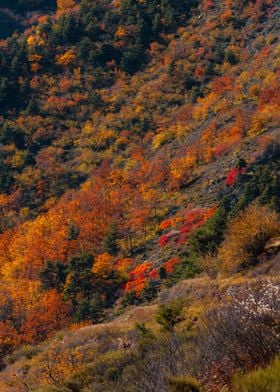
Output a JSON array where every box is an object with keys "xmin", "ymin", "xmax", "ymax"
[
  {"xmin": 39, "ymin": 260, "xmax": 68, "ymax": 292},
  {"xmin": 103, "ymin": 224, "xmax": 120, "ymax": 255}
]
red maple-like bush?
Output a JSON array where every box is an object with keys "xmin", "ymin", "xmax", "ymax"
[{"xmin": 225, "ymin": 167, "xmax": 244, "ymax": 186}]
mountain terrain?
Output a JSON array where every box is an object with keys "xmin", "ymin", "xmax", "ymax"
[{"xmin": 0, "ymin": 0, "xmax": 280, "ymax": 391}]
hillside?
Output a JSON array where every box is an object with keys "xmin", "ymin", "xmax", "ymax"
[
  {"xmin": 0, "ymin": 0, "xmax": 280, "ymax": 390},
  {"xmin": 1, "ymin": 260, "xmax": 280, "ymax": 391}
]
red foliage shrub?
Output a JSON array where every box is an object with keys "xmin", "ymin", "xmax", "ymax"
[
  {"xmin": 125, "ymin": 262, "xmax": 152, "ymax": 294},
  {"xmin": 159, "ymin": 234, "xmax": 169, "ymax": 246},
  {"xmin": 178, "ymin": 207, "xmax": 217, "ymax": 243},
  {"xmin": 225, "ymin": 167, "xmax": 244, "ymax": 186},
  {"xmin": 164, "ymin": 257, "xmax": 180, "ymax": 273},
  {"xmin": 160, "ymin": 219, "xmax": 173, "ymax": 230},
  {"xmin": 149, "ymin": 268, "xmax": 159, "ymax": 280}
]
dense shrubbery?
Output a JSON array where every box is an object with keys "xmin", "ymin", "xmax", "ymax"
[{"xmin": 196, "ymin": 280, "xmax": 280, "ymax": 387}]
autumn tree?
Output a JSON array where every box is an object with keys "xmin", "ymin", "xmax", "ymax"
[
  {"xmin": 218, "ymin": 204, "xmax": 280, "ymax": 272},
  {"xmin": 21, "ymin": 290, "xmax": 70, "ymax": 344},
  {"xmin": 57, "ymin": 0, "xmax": 76, "ymax": 12}
]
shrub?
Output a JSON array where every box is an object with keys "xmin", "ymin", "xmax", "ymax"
[
  {"xmin": 218, "ymin": 204, "xmax": 279, "ymax": 272},
  {"xmin": 196, "ymin": 281, "xmax": 280, "ymax": 387},
  {"xmin": 4, "ymin": 344, "xmax": 40, "ymax": 366},
  {"xmin": 168, "ymin": 376, "xmax": 201, "ymax": 392},
  {"xmin": 225, "ymin": 167, "xmax": 244, "ymax": 186},
  {"xmin": 157, "ymin": 300, "xmax": 184, "ymax": 332},
  {"xmin": 121, "ymin": 333, "xmax": 188, "ymax": 392},
  {"xmin": 65, "ymin": 350, "xmax": 134, "ymax": 391}
]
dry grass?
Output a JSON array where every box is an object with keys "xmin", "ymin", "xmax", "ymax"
[{"xmin": 1, "ymin": 262, "xmax": 280, "ymax": 391}]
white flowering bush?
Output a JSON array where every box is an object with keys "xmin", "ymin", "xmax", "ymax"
[
  {"xmin": 228, "ymin": 280, "xmax": 280, "ymax": 321},
  {"xmin": 196, "ymin": 280, "xmax": 280, "ymax": 388}
]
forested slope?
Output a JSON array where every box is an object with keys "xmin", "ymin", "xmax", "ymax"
[{"xmin": 0, "ymin": 0, "xmax": 279, "ymax": 390}]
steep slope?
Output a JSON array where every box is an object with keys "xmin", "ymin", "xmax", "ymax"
[{"xmin": 0, "ymin": 0, "xmax": 279, "ymax": 390}]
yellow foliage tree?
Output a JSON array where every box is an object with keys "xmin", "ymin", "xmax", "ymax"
[
  {"xmin": 218, "ymin": 204, "xmax": 280, "ymax": 272},
  {"xmin": 92, "ymin": 253, "xmax": 114, "ymax": 277},
  {"xmin": 56, "ymin": 50, "xmax": 76, "ymax": 66},
  {"xmin": 57, "ymin": 0, "xmax": 76, "ymax": 11}
]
